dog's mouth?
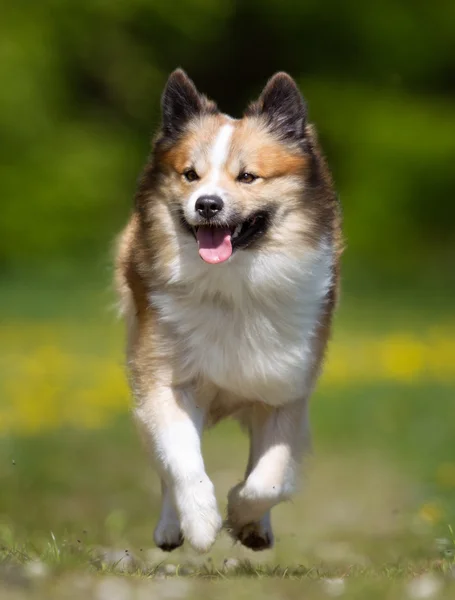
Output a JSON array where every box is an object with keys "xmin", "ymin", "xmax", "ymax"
[{"xmin": 180, "ymin": 210, "xmax": 272, "ymax": 264}]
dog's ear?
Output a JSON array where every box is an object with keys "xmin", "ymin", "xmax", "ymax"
[
  {"xmin": 161, "ymin": 69, "xmax": 206, "ymax": 138},
  {"xmin": 247, "ymin": 72, "xmax": 307, "ymax": 142}
]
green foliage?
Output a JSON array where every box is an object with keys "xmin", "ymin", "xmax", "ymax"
[{"xmin": 1, "ymin": 0, "xmax": 454, "ymax": 277}]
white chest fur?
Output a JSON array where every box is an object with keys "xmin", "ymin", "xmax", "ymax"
[{"xmin": 150, "ymin": 243, "xmax": 333, "ymax": 405}]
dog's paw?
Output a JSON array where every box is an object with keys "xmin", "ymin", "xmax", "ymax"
[
  {"xmin": 176, "ymin": 477, "xmax": 222, "ymax": 553},
  {"xmin": 154, "ymin": 518, "xmax": 184, "ymax": 552},
  {"xmin": 181, "ymin": 511, "xmax": 222, "ymax": 554},
  {"xmin": 226, "ymin": 515, "xmax": 274, "ymax": 552}
]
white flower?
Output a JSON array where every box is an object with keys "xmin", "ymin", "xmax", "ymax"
[
  {"xmin": 322, "ymin": 577, "xmax": 346, "ymax": 597},
  {"xmin": 406, "ymin": 574, "xmax": 442, "ymax": 599}
]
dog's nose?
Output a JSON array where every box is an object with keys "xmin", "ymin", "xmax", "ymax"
[{"xmin": 195, "ymin": 195, "xmax": 224, "ymax": 219}]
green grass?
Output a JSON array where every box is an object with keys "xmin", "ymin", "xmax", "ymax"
[{"xmin": 1, "ymin": 279, "xmax": 455, "ymax": 598}]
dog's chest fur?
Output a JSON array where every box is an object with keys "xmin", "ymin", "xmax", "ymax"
[{"xmin": 150, "ymin": 243, "xmax": 333, "ymax": 405}]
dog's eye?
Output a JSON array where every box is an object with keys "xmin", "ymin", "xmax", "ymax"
[
  {"xmin": 237, "ymin": 172, "xmax": 258, "ymax": 184},
  {"xmin": 183, "ymin": 169, "xmax": 200, "ymax": 182}
]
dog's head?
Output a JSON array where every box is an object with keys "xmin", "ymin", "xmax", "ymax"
[{"xmin": 140, "ymin": 69, "xmax": 335, "ymax": 266}]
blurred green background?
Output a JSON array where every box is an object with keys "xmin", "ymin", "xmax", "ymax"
[
  {"xmin": 1, "ymin": 0, "xmax": 455, "ymax": 591},
  {"xmin": 2, "ymin": 0, "xmax": 455, "ymax": 283}
]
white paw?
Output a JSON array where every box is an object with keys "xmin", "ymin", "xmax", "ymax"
[
  {"xmin": 154, "ymin": 517, "xmax": 183, "ymax": 552},
  {"xmin": 228, "ymin": 475, "xmax": 293, "ymax": 526},
  {"xmin": 227, "ymin": 484, "xmax": 275, "ymax": 551},
  {"xmin": 181, "ymin": 510, "xmax": 222, "ymax": 553},
  {"xmin": 175, "ymin": 477, "xmax": 222, "ymax": 553}
]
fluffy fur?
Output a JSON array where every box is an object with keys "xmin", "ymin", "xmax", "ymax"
[{"xmin": 115, "ymin": 69, "xmax": 342, "ymax": 553}]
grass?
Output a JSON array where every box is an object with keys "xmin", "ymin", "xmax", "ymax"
[{"xmin": 1, "ymin": 277, "xmax": 455, "ymax": 598}]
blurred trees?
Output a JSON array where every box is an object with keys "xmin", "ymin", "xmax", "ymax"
[{"xmin": 1, "ymin": 0, "xmax": 454, "ymax": 279}]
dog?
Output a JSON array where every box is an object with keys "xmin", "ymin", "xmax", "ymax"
[{"xmin": 115, "ymin": 69, "xmax": 342, "ymax": 553}]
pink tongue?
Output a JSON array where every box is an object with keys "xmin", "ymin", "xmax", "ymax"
[{"xmin": 196, "ymin": 226, "xmax": 233, "ymax": 264}]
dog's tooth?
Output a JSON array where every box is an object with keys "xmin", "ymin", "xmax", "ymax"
[{"xmin": 233, "ymin": 224, "xmax": 242, "ymax": 239}]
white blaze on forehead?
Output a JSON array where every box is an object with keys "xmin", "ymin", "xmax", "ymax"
[
  {"xmin": 209, "ymin": 123, "xmax": 234, "ymax": 177},
  {"xmin": 187, "ymin": 123, "xmax": 234, "ymax": 216}
]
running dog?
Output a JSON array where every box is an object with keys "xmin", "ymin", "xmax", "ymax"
[{"xmin": 116, "ymin": 69, "xmax": 342, "ymax": 553}]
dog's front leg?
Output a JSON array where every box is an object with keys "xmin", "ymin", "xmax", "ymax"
[
  {"xmin": 135, "ymin": 385, "xmax": 222, "ymax": 553},
  {"xmin": 227, "ymin": 399, "xmax": 309, "ymax": 550}
]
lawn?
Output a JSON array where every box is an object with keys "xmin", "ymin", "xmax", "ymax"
[{"xmin": 1, "ymin": 277, "xmax": 455, "ymax": 598}]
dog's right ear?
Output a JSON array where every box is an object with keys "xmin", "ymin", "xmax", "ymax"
[
  {"xmin": 161, "ymin": 69, "xmax": 204, "ymax": 138},
  {"xmin": 246, "ymin": 72, "xmax": 307, "ymax": 143}
]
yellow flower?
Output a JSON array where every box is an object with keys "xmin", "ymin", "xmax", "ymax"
[
  {"xmin": 378, "ymin": 334, "xmax": 426, "ymax": 382},
  {"xmin": 2, "ymin": 320, "xmax": 455, "ymax": 434},
  {"xmin": 418, "ymin": 502, "xmax": 444, "ymax": 525}
]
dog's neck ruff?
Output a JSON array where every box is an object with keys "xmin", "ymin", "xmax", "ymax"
[{"xmin": 149, "ymin": 239, "xmax": 334, "ymax": 405}]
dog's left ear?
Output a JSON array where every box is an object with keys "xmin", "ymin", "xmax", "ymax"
[
  {"xmin": 161, "ymin": 69, "xmax": 204, "ymax": 138},
  {"xmin": 247, "ymin": 73, "xmax": 307, "ymax": 142}
]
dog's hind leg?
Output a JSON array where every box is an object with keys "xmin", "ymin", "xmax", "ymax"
[
  {"xmin": 153, "ymin": 479, "xmax": 183, "ymax": 551},
  {"xmin": 227, "ymin": 400, "xmax": 310, "ymax": 551}
]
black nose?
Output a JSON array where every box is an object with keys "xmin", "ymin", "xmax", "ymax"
[{"xmin": 195, "ymin": 195, "xmax": 224, "ymax": 219}]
